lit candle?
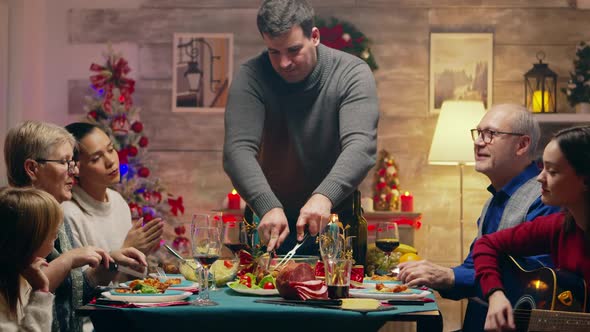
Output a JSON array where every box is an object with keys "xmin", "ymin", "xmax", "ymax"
[
  {"xmin": 532, "ymin": 90, "xmax": 549, "ymax": 113},
  {"xmin": 227, "ymin": 189, "xmax": 241, "ymax": 210},
  {"xmin": 400, "ymin": 191, "xmax": 414, "ymax": 212}
]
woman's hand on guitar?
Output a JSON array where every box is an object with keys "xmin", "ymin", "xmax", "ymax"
[{"xmin": 485, "ymin": 290, "xmax": 515, "ymax": 331}]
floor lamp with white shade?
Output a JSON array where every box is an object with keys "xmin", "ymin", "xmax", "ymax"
[
  {"xmin": 428, "ymin": 100, "xmax": 486, "ymax": 323},
  {"xmin": 428, "ymin": 100, "xmax": 487, "ymax": 263}
]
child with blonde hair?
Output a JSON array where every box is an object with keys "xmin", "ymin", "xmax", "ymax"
[{"xmin": 0, "ymin": 187, "xmax": 63, "ymax": 331}]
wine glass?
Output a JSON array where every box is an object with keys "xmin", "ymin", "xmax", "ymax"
[
  {"xmin": 207, "ymin": 212, "xmax": 223, "ymax": 291},
  {"xmin": 222, "ymin": 220, "xmax": 250, "ymax": 262},
  {"xmin": 191, "ymin": 214, "xmax": 221, "ymax": 306},
  {"xmin": 375, "ymin": 222, "xmax": 400, "ymax": 274}
]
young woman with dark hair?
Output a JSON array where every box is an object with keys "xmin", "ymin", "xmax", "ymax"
[{"xmin": 473, "ymin": 125, "xmax": 590, "ymax": 331}]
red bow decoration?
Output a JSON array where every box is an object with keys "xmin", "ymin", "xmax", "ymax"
[
  {"xmin": 89, "ymin": 57, "xmax": 136, "ymax": 113},
  {"xmin": 168, "ymin": 195, "xmax": 185, "ymax": 216}
]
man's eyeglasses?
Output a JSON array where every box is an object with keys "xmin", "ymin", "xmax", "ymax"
[
  {"xmin": 470, "ymin": 129, "xmax": 525, "ymax": 144},
  {"xmin": 36, "ymin": 159, "xmax": 79, "ymax": 173}
]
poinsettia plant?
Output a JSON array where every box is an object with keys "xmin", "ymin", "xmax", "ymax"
[{"xmin": 316, "ymin": 16, "xmax": 378, "ymax": 71}]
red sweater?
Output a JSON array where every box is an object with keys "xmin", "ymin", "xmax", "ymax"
[{"xmin": 473, "ymin": 212, "xmax": 590, "ymax": 298}]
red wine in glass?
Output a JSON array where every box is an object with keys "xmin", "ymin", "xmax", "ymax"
[
  {"xmin": 194, "ymin": 254, "xmax": 220, "ymax": 268},
  {"xmin": 327, "ymin": 285, "xmax": 349, "ymax": 299},
  {"xmin": 224, "ymin": 243, "xmax": 250, "ymax": 255},
  {"xmin": 375, "ymin": 238, "xmax": 400, "ymax": 254}
]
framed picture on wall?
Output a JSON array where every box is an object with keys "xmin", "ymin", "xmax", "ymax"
[
  {"xmin": 429, "ymin": 33, "xmax": 493, "ymax": 113},
  {"xmin": 172, "ymin": 33, "xmax": 233, "ymax": 113}
]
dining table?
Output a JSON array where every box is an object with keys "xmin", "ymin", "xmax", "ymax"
[{"xmin": 77, "ymin": 287, "xmax": 443, "ymax": 332}]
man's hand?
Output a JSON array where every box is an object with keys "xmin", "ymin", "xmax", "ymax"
[
  {"xmin": 296, "ymin": 194, "xmax": 332, "ymax": 241},
  {"xmin": 22, "ymin": 257, "xmax": 50, "ymax": 292},
  {"xmin": 123, "ymin": 217, "xmax": 164, "ymax": 254},
  {"xmin": 258, "ymin": 208, "xmax": 289, "ymax": 252},
  {"xmin": 484, "ymin": 290, "xmax": 515, "ymax": 332},
  {"xmin": 397, "ymin": 260, "xmax": 454, "ymax": 289}
]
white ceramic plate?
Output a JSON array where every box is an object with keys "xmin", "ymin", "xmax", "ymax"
[
  {"xmin": 226, "ymin": 281, "xmax": 279, "ymax": 296},
  {"xmin": 349, "ymin": 284, "xmax": 431, "ymax": 300},
  {"xmin": 102, "ymin": 290, "xmax": 192, "ymax": 303}
]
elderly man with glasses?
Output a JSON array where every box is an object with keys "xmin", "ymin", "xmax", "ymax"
[{"xmin": 398, "ymin": 103, "xmax": 560, "ymax": 332}]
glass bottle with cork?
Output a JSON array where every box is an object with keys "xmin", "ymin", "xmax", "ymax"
[{"xmin": 338, "ymin": 190, "xmax": 367, "ymax": 267}]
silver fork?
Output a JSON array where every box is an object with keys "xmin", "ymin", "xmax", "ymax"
[
  {"xmin": 155, "ymin": 266, "xmax": 167, "ymax": 279},
  {"xmin": 274, "ymin": 233, "xmax": 309, "ymax": 271}
]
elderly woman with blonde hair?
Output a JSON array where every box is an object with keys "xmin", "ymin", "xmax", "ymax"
[{"xmin": 4, "ymin": 120, "xmax": 147, "ymax": 332}]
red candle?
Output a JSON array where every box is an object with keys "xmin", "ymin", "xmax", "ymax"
[
  {"xmin": 227, "ymin": 189, "xmax": 241, "ymax": 210},
  {"xmin": 400, "ymin": 191, "xmax": 414, "ymax": 212}
]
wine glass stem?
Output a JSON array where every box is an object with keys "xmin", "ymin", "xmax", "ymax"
[{"xmin": 201, "ymin": 267, "xmax": 210, "ymax": 300}]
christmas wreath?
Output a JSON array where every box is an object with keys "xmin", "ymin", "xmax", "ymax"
[{"xmin": 316, "ymin": 16, "xmax": 378, "ymax": 71}]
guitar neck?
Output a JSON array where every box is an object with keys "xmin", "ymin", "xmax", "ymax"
[{"xmin": 523, "ymin": 309, "xmax": 590, "ymax": 331}]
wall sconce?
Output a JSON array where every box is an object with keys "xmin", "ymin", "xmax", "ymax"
[
  {"xmin": 177, "ymin": 38, "xmax": 221, "ymax": 94},
  {"xmin": 524, "ymin": 51, "xmax": 558, "ymax": 113}
]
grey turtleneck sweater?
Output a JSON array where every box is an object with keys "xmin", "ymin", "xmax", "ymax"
[{"xmin": 223, "ymin": 44, "xmax": 379, "ymax": 218}]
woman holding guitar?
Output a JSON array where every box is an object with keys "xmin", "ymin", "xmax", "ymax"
[{"xmin": 473, "ymin": 125, "xmax": 590, "ymax": 332}]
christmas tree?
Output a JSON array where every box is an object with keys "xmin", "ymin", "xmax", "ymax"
[
  {"xmin": 372, "ymin": 149, "xmax": 401, "ymax": 211},
  {"xmin": 84, "ymin": 47, "xmax": 186, "ymax": 252}
]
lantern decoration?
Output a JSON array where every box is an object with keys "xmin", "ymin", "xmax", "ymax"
[{"xmin": 524, "ymin": 51, "xmax": 558, "ymax": 113}]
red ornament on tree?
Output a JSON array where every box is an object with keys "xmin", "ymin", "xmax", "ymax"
[
  {"xmin": 138, "ymin": 136, "xmax": 149, "ymax": 148},
  {"xmin": 117, "ymin": 148, "xmax": 129, "ymax": 164},
  {"xmin": 138, "ymin": 167, "xmax": 150, "ymax": 178},
  {"xmin": 88, "ymin": 111, "xmax": 98, "ymax": 120},
  {"xmin": 143, "ymin": 213, "xmax": 154, "ymax": 222},
  {"xmin": 131, "ymin": 121, "xmax": 143, "ymax": 133},
  {"xmin": 128, "ymin": 145, "xmax": 138, "ymax": 157},
  {"xmin": 111, "ymin": 116, "xmax": 130, "ymax": 136},
  {"xmin": 128, "ymin": 202, "xmax": 142, "ymax": 218},
  {"xmin": 142, "ymin": 191, "xmax": 151, "ymax": 202},
  {"xmin": 151, "ymin": 191, "xmax": 162, "ymax": 204}
]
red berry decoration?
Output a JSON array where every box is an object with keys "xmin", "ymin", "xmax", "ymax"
[
  {"xmin": 138, "ymin": 136, "xmax": 149, "ymax": 148},
  {"xmin": 172, "ymin": 236, "xmax": 190, "ymax": 252},
  {"xmin": 174, "ymin": 225, "xmax": 186, "ymax": 235},
  {"xmin": 131, "ymin": 121, "xmax": 143, "ymax": 133},
  {"xmin": 128, "ymin": 145, "xmax": 138, "ymax": 157},
  {"xmin": 138, "ymin": 167, "xmax": 150, "ymax": 178},
  {"xmin": 88, "ymin": 111, "xmax": 98, "ymax": 119}
]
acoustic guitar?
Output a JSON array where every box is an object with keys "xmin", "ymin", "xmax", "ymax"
[{"xmin": 503, "ymin": 256, "xmax": 589, "ymax": 331}]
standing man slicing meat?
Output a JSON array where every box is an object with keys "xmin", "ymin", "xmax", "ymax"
[{"xmin": 223, "ymin": 0, "xmax": 379, "ymax": 254}]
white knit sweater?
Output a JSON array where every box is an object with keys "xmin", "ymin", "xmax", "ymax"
[{"xmin": 62, "ymin": 186, "xmax": 132, "ymax": 252}]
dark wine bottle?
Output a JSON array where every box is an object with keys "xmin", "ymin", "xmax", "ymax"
[{"xmin": 339, "ymin": 190, "xmax": 368, "ymax": 267}]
